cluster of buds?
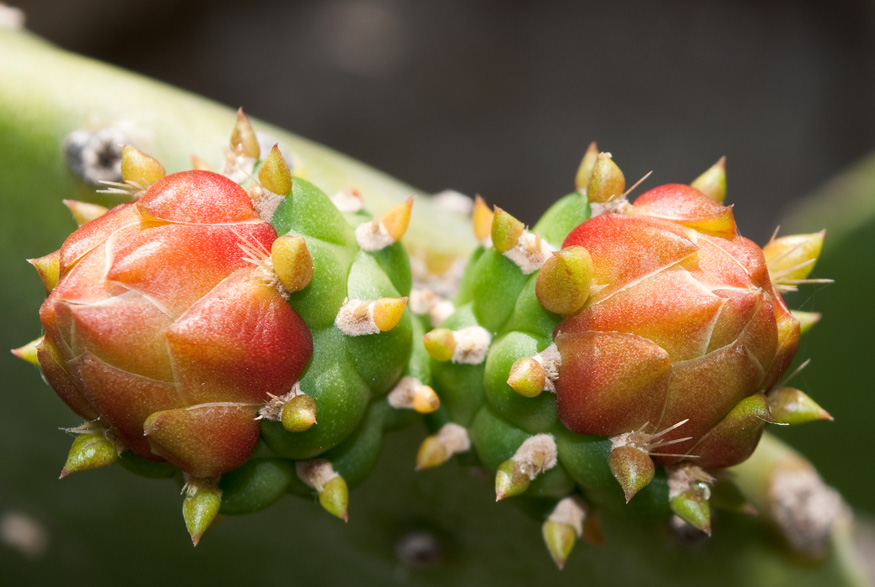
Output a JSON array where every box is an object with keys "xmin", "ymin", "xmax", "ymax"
[{"xmin": 420, "ymin": 144, "xmax": 831, "ymax": 567}]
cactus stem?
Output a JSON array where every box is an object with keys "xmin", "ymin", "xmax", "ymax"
[
  {"xmin": 182, "ymin": 475, "xmax": 223, "ymax": 546},
  {"xmin": 542, "ymin": 496, "xmax": 587, "ymax": 569},
  {"xmin": 472, "ymin": 196, "xmax": 494, "ymax": 246},
  {"xmin": 574, "ymin": 141, "xmax": 599, "ymax": 192},
  {"xmin": 388, "ymin": 377, "xmax": 440, "ymax": 414},
  {"xmin": 336, "ymin": 297, "xmax": 407, "ymax": 336},
  {"xmin": 27, "ymin": 250, "xmax": 60, "ymax": 294},
  {"xmin": 296, "ymin": 459, "xmax": 349, "ymax": 521},
  {"xmin": 691, "ymin": 156, "xmax": 727, "ymax": 203},
  {"xmin": 767, "ymin": 387, "xmax": 832, "ymax": 425},
  {"xmin": 668, "ymin": 464, "xmax": 714, "ymax": 535},
  {"xmin": 415, "ymin": 423, "xmax": 471, "ymax": 470},
  {"xmin": 62, "ymin": 200, "xmax": 109, "ymax": 226},
  {"xmin": 11, "ymin": 336, "xmax": 42, "ymax": 366},
  {"xmin": 766, "ymin": 461, "xmax": 843, "ymax": 559},
  {"xmin": 495, "ymin": 434, "xmax": 558, "ymax": 501}
]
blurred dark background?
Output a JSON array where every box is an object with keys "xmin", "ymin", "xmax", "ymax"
[{"xmin": 16, "ymin": 0, "xmax": 875, "ymax": 242}]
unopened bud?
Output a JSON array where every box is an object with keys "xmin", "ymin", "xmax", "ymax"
[
  {"xmin": 60, "ymin": 432, "xmax": 119, "ymax": 478},
  {"xmin": 63, "ymin": 200, "xmax": 109, "ymax": 226},
  {"xmin": 507, "ymin": 357, "xmax": 546, "ymax": 398},
  {"xmin": 12, "ymin": 336, "xmax": 42, "ymax": 366},
  {"xmin": 472, "ymin": 196, "xmax": 494, "ymax": 245},
  {"xmin": 258, "ymin": 144, "xmax": 293, "ymax": 196},
  {"xmin": 536, "ymin": 246, "xmax": 593, "ymax": 315},
  {"xmin": 415, "ymin": 423, "xmax": 470, "ymax": 470},
  {"xmin": 690, "ymin": 157, "xmax": 727, "ymax": 203},
  {"xmin": 271, "ymin": 235, "xmax": 313, "ymax": 293},
  {"xmin": 574, "ymin": 142, "xmax": 599, "ymax": 191},
  {"xmin": 121, "ymin": 145, "xmax": 165, "ymax": 188},
  {"xmin": 790, "ymin": 311, "xmax": 821, "ymax": 336},
  {"xmin": 768, "ymin": 387, "xmax": 832, "ymax": 426},
  {"xmin": 230, "ymin": 109, "xmax": 260, "ymax": 159},
  {"xmin": 763, "ymin": 231, "xmax": 825, "ymax": 285},
  {"xmin": 495, "ymin": 434, "xmax": 557, "ymax": 501},
  {"xmin": 182, "ymin": 478, "xmax": 222, "ymax": 546},
  {"xmin": 586, "ymin": 153, "xmax": 625, "ymax": 204},
  {"xmin": 491, "ymin": 207, "xmax": 525, "ymax": 253},
  {"xmin": 382, "ymin": 197, "xmax": 414, "ymax": 242},
  {"xmin": 608, "ymin": 444, "xmax": 655, "ymax": 503},
  {"xmin": 423, "ymin": 328, "xmax": 457, "ymax": 362},
  {"xmin": 27, "ymin": 250, "xmax": 60, "ymax": 294},
  {"xmin": 281, "ymin": 393, "xmax": 318, "ymax": 432},
  {"xmin": 372, "ymin": 297, "xmax": 408, "ymax": 332}
]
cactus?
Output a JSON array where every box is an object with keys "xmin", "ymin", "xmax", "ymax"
[
  {"xmin": 17, "ymin": 109, "xmax": 437, "ymax": 543},
  {"xmin": 0, "ymin": 23, "xmax": 868, "ymax": 586},
  {"xmin": 420, "ymin": 148, "xmax": 839, "ymax": 565}
]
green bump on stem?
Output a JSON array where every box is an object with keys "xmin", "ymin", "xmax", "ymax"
[
  {"xmin": 768, "ymin": 387, "xmax": 833, "ymax": 425},
  {"xmin": 574, "ymin": 142, "xmax": 599, "ymax": 192},
  {"xmin": 495, "ymin": 459, "xmax": 531, "ymax": 501},
  {"xmin": 281, "ymin": 393, "xmax": 318, "ymax": 433},
  {"xmin": 670, "ymin": 489, "xmax": 712, "ymax": 536},
  {"xmin": 535, "ymin": 246, "xmax": 593, "ymax": 315},
  {"xmin": 183, "ymin": 481, "xmax": 222, "ymax": 546},
  {"xmin": 542, "ymin": 520, "xmax": 576, "ymax": 570},
  {"xmin": 506, "ymin": 357, "xmax": 545, "ymax": 398},
  {"xmin": 60, "ymin": 432, "xmax": 118, "ymax": 478},
  {"xmin": 491, "ymin": 207, "xmax": 525, "ymax": 253},
  {"xmin": 319, "ymin": 476, "xmax": 349, "ymax": 522},
  {"xmin": 586, "ymin": 153, "xmax": 625, "ymax": 204},
  {"xmin": 608, "ymin": 445, "xmax": 655, "ymax": 503}
]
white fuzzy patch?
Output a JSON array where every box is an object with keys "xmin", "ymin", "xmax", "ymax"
[
  {"xmin": 335, "ymin": 299, "xmax": 379, "ymax": 336},
  {"xmin": 503, "ymin": 231, "xmax": 555, "ymax": 274},
  {"xmin": 451, "ymin": 326, "xmax": 492, "ymax": 364},
  {"xmin": 355, "ymin": 220, "xmax": 394, "ymax": 251},
  {"xmin": 548, "ymin": 496, "xmax": 587, "ymax": 536},
  {"xmin": 331, "ymin": 189, "xmax": 364, "ymax": 213},
  {"xmin": 387, "ymin": 376, "xmax": 424, "ymax": 410},
  {"xmin": 512, "ymin": 434, "xmax": 558, "ymax": 480},
  {"xmin": 533, "ymin": 343, "xmax": 561, "ymax": 393},
  {"xmin": 296, "ymin": 459, "xmax": 338, "ymax": 492},
  {"xmin": 434, "ymin": 423, "xmax": 471, "ymax": 455},
  {"xmin": 590, "ymin": 196, "xmax": 631, "ymax": 218},
  {"xmin": 432, "ymin": 190, "xmax": 474, "ymax": 215}
]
